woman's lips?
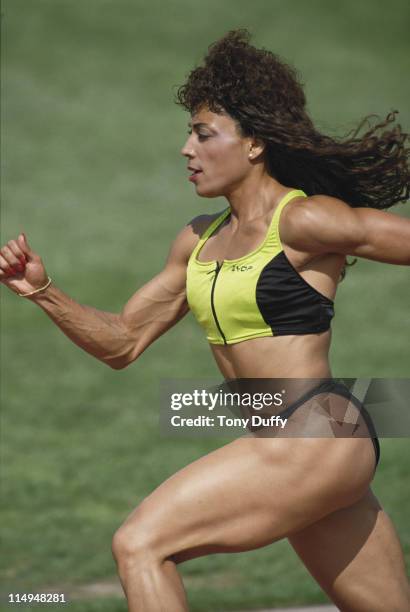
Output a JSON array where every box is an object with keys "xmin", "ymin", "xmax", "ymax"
[{"xmin": 188, "ymin": 170, "xmax": 203, "ymax": 182}]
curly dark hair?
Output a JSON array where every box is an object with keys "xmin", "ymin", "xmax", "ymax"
[{"xmin": 176, "ymin": 29, "xmax": 409, "ymax": 210}]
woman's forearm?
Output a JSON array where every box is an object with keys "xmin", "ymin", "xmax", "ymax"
[{"xmin": 28, "ymin": 284, "xmax": 135, "ymax": 369}]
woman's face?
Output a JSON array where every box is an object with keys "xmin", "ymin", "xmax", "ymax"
[{"xmin": 181, "ymin": 106, "xmax": 254, "ymax": 198}]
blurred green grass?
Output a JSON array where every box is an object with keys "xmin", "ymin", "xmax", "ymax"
[{"xmin": 1, "ymin": 0, "xmax": 409, "ymax": 610}]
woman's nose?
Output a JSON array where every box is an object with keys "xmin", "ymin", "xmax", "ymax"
[{"xmin": 181, "ymin": 137, "xmax": 194, "ymax": 158}]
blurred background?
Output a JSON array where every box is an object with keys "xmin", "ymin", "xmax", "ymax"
[{"xmin": 1, "ymin": 1, "xmax": 409, "ymax": 610}]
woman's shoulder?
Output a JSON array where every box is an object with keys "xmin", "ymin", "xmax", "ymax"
[
  {"xmin": 189, "ymin": 210, "xmax": 227, "ymax": 238},
  {"xmin": 169, "ymin": 210, "xmax": 227, "ymax": 265},
  {"xmin": 278, "ymin": 193, "xmax": 367, "ymax": 259},
  {"xmin": 280, "ymin": 194, "xmax": 356, "ymax": 250},
  {"xmin": 283, "ymin": 194, "xmax": 353, "ymax": 223}
]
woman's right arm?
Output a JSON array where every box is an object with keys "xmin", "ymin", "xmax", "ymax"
[{"xmin": 0, "ymin": 225, "xmax": 201, "ymax": 369}]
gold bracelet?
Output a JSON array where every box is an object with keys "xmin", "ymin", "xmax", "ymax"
[{"xmin": 18, "ymin": 277, "xmax": 52, "ymax": 298}]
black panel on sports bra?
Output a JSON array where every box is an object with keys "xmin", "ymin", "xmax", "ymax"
[{"xmin": 256, "ymin": 250, "xmax": 335, "ymax": 335}]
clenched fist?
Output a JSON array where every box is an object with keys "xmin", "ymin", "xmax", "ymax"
[{"xmin": 0, "ymin": 234, "xmax": 50, "ymax": 297}]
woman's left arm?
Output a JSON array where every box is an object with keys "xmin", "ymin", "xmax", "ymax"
[{"xmin": 282, "ymin": 195, "xmax": 410, "ymax": 265}]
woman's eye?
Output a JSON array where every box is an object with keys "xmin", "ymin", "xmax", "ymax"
[{"xmin": 186, "ymin": 130, "xmax": 210, "ymax": 141}]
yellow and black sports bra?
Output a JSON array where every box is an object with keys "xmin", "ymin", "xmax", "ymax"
[{"xmin": 186, "ymin": 189, "xmax": 334, "ymax": 345}]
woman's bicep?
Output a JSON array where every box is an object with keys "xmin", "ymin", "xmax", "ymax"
[
  {"xmin": 118, "ymin": 223, "xmax": 199, "ymax": 361},
  {"xmin": 116, "ymin": 214, "xmax": 219, "ymax": 362},
  {"xmin": 119, "ymin": 263, "xmax": 189, "ymax": 361}
]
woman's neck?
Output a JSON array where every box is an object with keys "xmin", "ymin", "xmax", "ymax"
[{"xmin": 224, "ymin": 170, "xmax": 291, "ymax": 224}]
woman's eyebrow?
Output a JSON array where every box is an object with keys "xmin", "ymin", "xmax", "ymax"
[{"xmin": 187, "ymin": 121, "xmax": 216, "ymax": 131}]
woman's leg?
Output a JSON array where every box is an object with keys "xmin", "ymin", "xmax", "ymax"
[
  {"xmin": 111, "ymin": 434, "xmax": 376, "ymax": 611},
  {"xmin": 289, "ymin": 488, "xmax": 410, "ymax": 612}
]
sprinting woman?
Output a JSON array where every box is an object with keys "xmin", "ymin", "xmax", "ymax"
[{"xmin": 1, "ymin": 29, "xmax": 409, "ymax": 611}]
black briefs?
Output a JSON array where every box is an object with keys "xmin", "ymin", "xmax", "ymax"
[
  {"xmin": 275, "ymin": 379, "xmax": 380, "ymax": 467},
  {"xmin": 226, "ymin": 378, "xmax": 381, "ymax": 469}
]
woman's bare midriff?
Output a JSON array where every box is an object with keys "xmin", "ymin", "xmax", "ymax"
[
  {"xmin": 211, "ymin": 331, "xmax": 332, "ymax": 379},
  {"xmin": 211, "ymin": 332, "xmax": 333, "ymax": 408}
]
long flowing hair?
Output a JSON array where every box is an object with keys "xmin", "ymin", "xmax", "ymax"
[{"xmin": 176, "ymin": 29, "xmax": 409, "ymax": 210}]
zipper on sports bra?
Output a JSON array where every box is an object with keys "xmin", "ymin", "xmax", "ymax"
[{"xmin": 210, "ymin": 261, "xmax": 227, "ymax": 345}]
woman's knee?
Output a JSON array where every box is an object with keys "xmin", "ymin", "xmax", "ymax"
[{"xmin": 112, "ymin": 503, "xmax": 162, "ymax": 565}]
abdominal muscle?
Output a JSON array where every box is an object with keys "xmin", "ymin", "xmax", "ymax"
[
  {"xmin": 211, "ymin": 332, "xmax": 333, "ymax": 420},
  {"xmin": 211, "ymin": 331, "xmax": 332, "ymax": 379}
]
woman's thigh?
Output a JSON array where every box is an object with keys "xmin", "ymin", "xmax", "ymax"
[
  {"xmin": 117, "ymin": 434, "xmax": 376, "ymax": 564},
  {"xmin": 288, "ymin": 488, "xmax": 410, "ymax": 611}
]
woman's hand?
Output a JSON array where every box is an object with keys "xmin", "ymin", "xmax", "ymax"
[{"xmin": 0, "ymin": 233, "xmax": 49, "ymax": 297}]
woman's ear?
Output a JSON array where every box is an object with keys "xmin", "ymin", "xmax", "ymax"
[{"xmin": 248, "ymin": 139, "xmax": 265, "ymax": 161}]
